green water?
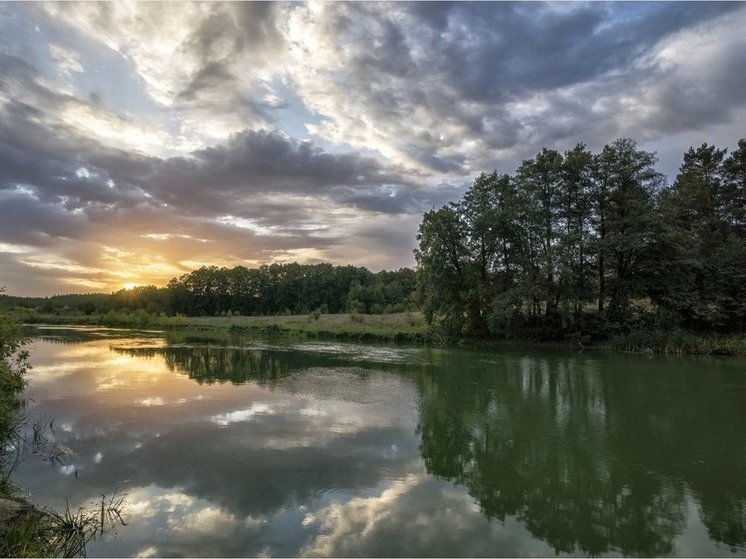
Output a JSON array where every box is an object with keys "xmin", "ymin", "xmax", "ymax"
[{"xmin": 13, "ymin": 326, "xmax": 746, "ymax": 557}]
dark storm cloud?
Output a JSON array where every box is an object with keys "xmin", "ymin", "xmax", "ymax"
[
  {"xmin": 176, "ymin": 1, "xmax": 284, "ymax": 95},
  {"xmin": 641, "ymin": 47, "xmax": 746, "ymax": 135},
  {"xmin": 0, "ymin": 194, "xmax": 90, "ymax": 246},
  {"xmin": 175, "ymin": 61, "xmax": 235, "ymax": 103},
  {"xmin": 180, "ymin": 3, "xmax": 283, "ymax": 60},
  {"xmin": 432, "ymin": 2, "xmax": 740, "ymax": 102},
  {"xmin": 146, "ymin": 130, "xmax": 425, "ymax": 216}
]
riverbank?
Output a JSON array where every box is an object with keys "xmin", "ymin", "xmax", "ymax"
[
  {"xmin": 0, "ymin": 309, "xmax": 50, "ymax": 556},
  {"xmin": 24, "ymin": 310, "xmax": 434, "ymax": 343},
  {"xmin": 608, "ymin": 328, "xmax": 746, "ymax": 356},
  {"xmin": 1, "ymin": 309, "xmax": 126, "ymax": 556},
  {"xmin": 21, "ymin": 310, "xmax": 746, "ymax": 356}
]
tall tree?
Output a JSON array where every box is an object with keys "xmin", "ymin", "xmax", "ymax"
[
  {"xmin": 655, "ymin": 144, "xmax": 728, "ymax": 327},
  {"xmin": 722, "ymin": 139, "xmax": 746, "ymax": 234},
  {"xmin": 561, "ymin": 144, "xmax": 595, "ymax": 318},
  {"xmin": 460, "ymin": 172, "xmax": 509, "ymax": 329},
  {"xmin": 594, "ymin": 139, "xmax": 663, "ymax": 323},
  {"xmin": 415, "ymin": 206, "xmax": 475, "ymax": 336},
  {"xmin": 515, "ymin": 149, "xmax": 565, "ymax": 318}
]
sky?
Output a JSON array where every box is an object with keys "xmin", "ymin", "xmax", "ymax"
[{"xmin": 0, "ymin": 2, "xmax": 745, "ymax": 296}]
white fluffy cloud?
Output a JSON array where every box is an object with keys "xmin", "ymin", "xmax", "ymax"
[{"xmin": 41, "ymin": 2, "xmax": 287, "ymax": 142}]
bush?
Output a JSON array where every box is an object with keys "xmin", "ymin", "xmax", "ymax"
[{"xmin": 0, "ymin": 308, "xmax": 30, "ymax": 491}]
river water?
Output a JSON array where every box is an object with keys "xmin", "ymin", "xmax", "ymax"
[{"xmin": 13, "ymin": 326, "xmax": 746, "ymax": 557}]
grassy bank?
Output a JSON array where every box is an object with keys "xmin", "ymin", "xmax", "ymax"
[
  {"xmin": 21, "ymin": 309, "xmax": 746, "ymax": 356},
  {"xmin": 0, "ymin": 308, "xmax": 52, "ymax": 556},
  {"xmin": 24, "ymin": 310, "xmax": 434, "ymax": 343},
  {"xmin": 0, "ymin": 310, "xmax": 29, "ymax": 494},
  {"xmin": 0, "ymin": 308, "xmax": 65, "ymax": 557}
]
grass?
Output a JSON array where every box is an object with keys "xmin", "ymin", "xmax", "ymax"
[
  {"xmin": 0, "ymin": 310, "xmax": 28, "ymax": 494},
  {"xmin": 199, "ymin": 311, "xmax": 429, "ymax": 340},
  {"xmin": 0, "ymin": 493, "xmax": 126, "ymax": 558},
  {"xmin": 26, "ymin": 310, "xmax": 433, "ymax": 343},
  {"xmin": 21, "ymin": 309, "xmax": 746, "ymax": 355},
  {"xmin": 608, "ymin": 329, "xmax": 746, "ymax": 356},
  {"xmin": 0, "ymin": 392, "xmax": 125, "ymax": 558}
]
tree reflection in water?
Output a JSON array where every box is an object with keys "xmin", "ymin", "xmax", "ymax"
[
  {"xmin": 115, "ymin": 341, "xmax": 745, "ymax": 556},
  {"xmin": 415, "ymin": 353, "xmax": 745, "ymax": 556}
]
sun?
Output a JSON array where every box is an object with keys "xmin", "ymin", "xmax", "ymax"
[{"xmin": 122, "ymin": 282, "xmax": 140, "ymax": 290}]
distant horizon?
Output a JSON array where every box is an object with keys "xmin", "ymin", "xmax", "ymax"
[{"xmin": 2, "ymin": 2, "xmax": 745, "ymax": 296}]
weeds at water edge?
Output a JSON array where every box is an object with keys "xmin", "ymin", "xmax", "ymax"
[{"xmin": 1, "ymin": 490, "xmax": 127, "ymax": 558}]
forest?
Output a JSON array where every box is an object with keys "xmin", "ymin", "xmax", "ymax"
[
  {"xmin": 416, "ymin": 138, "xmax": 746, "ymax": 340},
  {"xmin": 0, "ymin": 263, "xmax": 417, "ymax": 318}
]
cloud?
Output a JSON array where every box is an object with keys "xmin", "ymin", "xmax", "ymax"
[
  {"xmin": 300, "ymin": 475, "xmax": 557, "ymax": 557},
  {"xmin": 0, "ymin": 49, "xmax": 440, "ymax": 293},
  {"xmin": 146, "ymin": 129, "xmax": 427, "ymax": 215},
  {"xmin": 629, "ymin": 12, "xmax": 746, "ymax": 135},
  {"xmin": 285, "ymin": 2, "xmax": 746, "ymax": 175},
  {"xmin": 40, "ymin": 2, "xmax": 287, "ymax": 139},
  {"xmin": 2, "ymin": 2, "xmax": 745, "ymax": 294},
  {"xmin": 48, "ymin": 44, "xmax": 83, "ymax": 75}
]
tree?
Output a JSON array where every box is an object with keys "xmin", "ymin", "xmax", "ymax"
[
  {"xmin": 722, "ymin": 139, "xmax": 746, "ymax": 234},
  {"xmin": 594, "ymin": 139, "xmax": 663, "ymax": 323},
  {"xmin": 654, "ymin": 144, "xmax": 728, "ymax": 327},
  {"xmin": 415, "ymin": 205, "xmax": 475, "ymax": 336},
  {"xmin": 515, "ymin": 149, "xmax": 565, "ymax": 318},
  {"xmin": 561, "ymin": 144, "xmax": 595, "ymax": 318},
  {"xmin": 413, "ymin": 137, "xmax": 746, "ymax": 339}
]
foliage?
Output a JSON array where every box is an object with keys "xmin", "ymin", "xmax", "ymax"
[
  {"xmin": 416, "ymin": 137, "xmax": 746, "ymax": 340},
  {"xmin": 0, "ymin": 297, "xmax": 30, "ymax": 492},
  {"xmin": 0, "ymin": 263, "xmax": 417, "ymax": 319},
  {"xmin": 608, "ymin": 329, "xmax": 746, "ymax": 355}
]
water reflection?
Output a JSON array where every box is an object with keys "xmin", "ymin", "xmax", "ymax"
[
  {"xmin": 15, "ymin": 330, "xmax": 746, "ymax": 557},
  {"xmin": 18, "ymin": 335, "xmax": 428, "ymax": 557},
  {"xmin": 113, "ymin": 340, "xmax": 431, "ymax": 386},
  {"xmin": 416, "ymin": 354, "xmax": 746, "ymax": 555}
]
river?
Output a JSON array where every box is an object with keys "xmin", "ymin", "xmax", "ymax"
[{"xmin": 12, "ymin": 326, "xmax": 746, "ymax": 557}]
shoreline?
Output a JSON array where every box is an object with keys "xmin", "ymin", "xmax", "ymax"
[{"xmin": 22, "ymin": 312, "xmax": 746, "ymax": 357}]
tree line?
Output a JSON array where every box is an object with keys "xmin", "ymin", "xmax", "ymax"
[
  {"xmin": 0, "ymin": 263, "xmax": 417, "ymax": 317},
  {"xmin": 166, "ymin": 262, "xmax": 416, "ymax": 315},
  {"xmin": 416, "ymin": 138, "xmax": 746, "ymax": 339}
]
